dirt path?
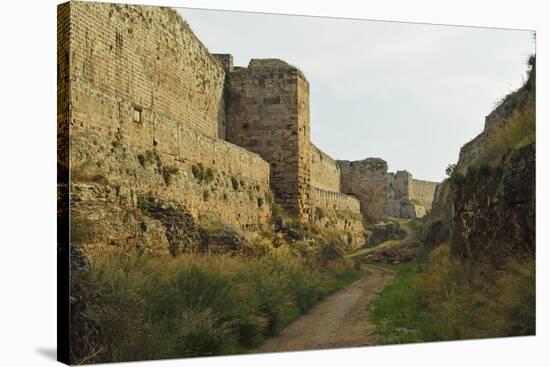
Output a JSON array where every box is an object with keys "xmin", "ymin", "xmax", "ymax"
[{"xmin": 252, "ymin": 264, "xmax": 395, "ymax": 353}]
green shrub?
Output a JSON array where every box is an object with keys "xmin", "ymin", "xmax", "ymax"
[
  {"xmin": 271, "ymin": 202, "xmax": 284, "ymax": 219},
  {"xmin": 372, "ymin": 244, "xmax": 536, "ymax": 344},
  {"xmin": 137, "ymin": 197, "xmax": 152, "ymax": 215},
  {"xmin": 204, "ymin": 168, "xmax": 215, "ymax": 183},
  {"xmin": 315, "ymin": 206, "xmax": 325, "ymax": 220},
  {"xmin": 191, "ymin": 164, "xmax": 202, "ymax": 179},
  {"xmin": 77, "ymin": 248, "xmax": 359, "ymax": 363}
]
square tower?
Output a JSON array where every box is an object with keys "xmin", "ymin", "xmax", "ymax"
[{"xmin": 224, "ymin": 59, "xmax": 311, "ymax": 219}]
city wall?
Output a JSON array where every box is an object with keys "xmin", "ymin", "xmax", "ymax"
[
  {"xmin": 224, "ymin": 59, "xmax": 312, "ymax": 219},
  {"xmin": 60, "ymin": 2, "xmax": 272, "ymax": 240},
  {"xmin": 310, "ymin": 144, "xmax": 341, "ymax": 192},
  {"xmin": 338, "ymin": 158, "xmax": 388, "ymax": 222},
  {"xmin": 411, "ymin": 179, "xmax": 438, "ymax": 209},
  {"xmin": 386, "ymin": 170, "xmax": 438, "ymax": 218},
  {"xmin": 59, "ymin": 2, "xmax": 396, "ymax": 252}
]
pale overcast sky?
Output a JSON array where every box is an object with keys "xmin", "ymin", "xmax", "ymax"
[{"xmin": 177, "ymin": 7, "xmax": 535, "ymax": 182}]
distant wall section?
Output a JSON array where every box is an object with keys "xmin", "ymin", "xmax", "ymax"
[
  {"xmin": 310, "ymin": 144, "xmax": 340, "ymax": 192},
  {"xmin": 338, "ymin": 158, "xmax": 388, "ymax": 222},
  {"xmin": 310, "ymin": 188, "xmax": 364, "ymax": 249},
  {"xmin": 386, "ymin": 170, "xmax": 438, "ymax": 218},
  {"xmin": 411, "ymin": 179, "xmax": 438, "ymax": 209}
]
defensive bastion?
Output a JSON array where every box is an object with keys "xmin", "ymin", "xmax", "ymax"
[
  {"xmin": 58, "ymin": 2, "xmax": 435, "ymax": 252},
  {"xmin": 386, "ymin": 171, "xmax": 439, "ymax": 218}
]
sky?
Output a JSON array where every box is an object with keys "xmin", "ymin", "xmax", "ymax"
[{"xmin": 177, "ymin": 7, "xmax": 535, "ymax": 182}]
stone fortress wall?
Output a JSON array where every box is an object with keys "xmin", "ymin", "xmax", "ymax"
[
  {"xmin": 60, "ymin": 2, "xmax": 441, "ymax": 251},
  {"xmin": 386, "ymin": 170, "xmax": 438, "ymax": 218},
  {"xmin": 60, "ymin": 2, "xmax": 365, "ymax": 249},
  {"xmin": 411, "ymin": 179, "xmax": 439, "ymax": 209},
  {"xmin": 456, "ymin": 59, "xmax": 535, "ymax": 175},
  {"xmin": 61, "ymin": 2, "xmax": 271, "ymax": 236},
  {"xmin": 222, "ymin": 55, "xmax": 364, "ymax": 242},
  {"xmin": 67, "ymin": 2, "xmax": 226, "ymax": 139},
  {"xmin": 223, "ymin": 58, "xmax": 313, "ymax": 219},
  {"xmin": 310, "ymin": 144, "xmax": 341, "ymax": 192},
  {"xmin": 338, "ymin": 159, "xmax": 388, "ymax": 222}
]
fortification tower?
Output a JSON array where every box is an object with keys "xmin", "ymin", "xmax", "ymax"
[
  {"xmin": 221, "ymin": 58, "xmax": 312, "ymax": 219},
  {"xmin": 338, "ymin": 158, "xmax": 388, "ymax": 222}
]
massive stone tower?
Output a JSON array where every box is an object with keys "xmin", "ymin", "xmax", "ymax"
[
  {"xmin": 338, "ymin": 158, "xmax": 388, "ymax": 222},
  {"xmin": 222, "ymin": 58, "xmax": 312, "ymax": 219}
]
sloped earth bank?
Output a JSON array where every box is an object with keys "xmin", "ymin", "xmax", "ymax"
[
  {"xmin": 346, "ymin": 220, "xmax": 414, "ymax": 259},
  {"xmin": 252, "ymin": 264, "xmax": 395, "ymax": 353}
]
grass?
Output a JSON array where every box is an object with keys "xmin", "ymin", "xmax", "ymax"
[
  {"xmin": 370, "ymin": 262, "xmax": 428, "ymax": 344},
  {"xmin": 370, "ymin": 244, "xmax": 535, "ymax": 344},
  {"xmin": 475, "ymin": 101, "xmax": 535, "ymax": 168},
  {"xmin": 73, "ymin": 247, "xmax": 360, "ymax": 363}
]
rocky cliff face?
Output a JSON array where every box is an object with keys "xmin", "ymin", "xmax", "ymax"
[
  {"xmin": 452, "ymin": 143, "xmax": 535, "ymax": 264},
  {"xmin": 426, "ymin": 58, "xmax": 535, "ymax": 266}
]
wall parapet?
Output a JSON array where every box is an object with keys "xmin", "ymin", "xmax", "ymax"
[
  {"xmin": 311, "ymin": 186, "xmax": 360, "ymax": 213},
  {"xmin": 310, "ymin": 143, "xmax": 341, "ymax": 192},
  {"xmin": 338, "ymin": 158, "xmax": 388, "ymax": 221}
]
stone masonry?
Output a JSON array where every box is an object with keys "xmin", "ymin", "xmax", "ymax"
[
  {"xmin": 59, "ymin": 2, "xmax": 271, "ymax": 239},
  {"xmin": 223, "ymin": 58, "xmax": 312, "ymax": 219},
  {"xmin": 338, "ymin": 159, "xmax": 388, "ymax": 222},
  {"xmin": 386, "ymin": 170, "xmax": 438, "ymax": 218},
  {"xmin": 59, "ymin": 2, "xmax": 431, "ymax": 253}
]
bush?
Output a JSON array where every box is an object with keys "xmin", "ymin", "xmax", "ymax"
[
  {"xmin": 476, "ymin": 101, "xmax": 535, "ymax": 168},
  {"xmin": 191, "ymin": 164, "xmax": 215, "ymax": 184},
  {"xmin": 315, "ymin": 206, "xmax": 325, "ymax": 220},
  {"xmin": 271, "ymin": 202, "xmax": 284, "ymax": 220},
  {"xmin": 372, "ymin": 244, "xmax": 536, "ymax": 344},
  {"xmin": 137, "ymin": 197, "xmax": 152, "ymax": 214},
  {"xmin": 75, "ymin": 248, "xmax": 360, "ymax": 363}
]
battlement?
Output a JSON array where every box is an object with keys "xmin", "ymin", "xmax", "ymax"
[{"xmin": 311, "ymin": 187, "xmax": 360, "ymax": 212}]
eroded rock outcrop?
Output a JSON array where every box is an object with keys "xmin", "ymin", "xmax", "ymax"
[
  {"xmin": 426, "ymin": 58, "xmax": 535, "ymax": 265},
  {"xmin": 452, "ymin": 143, "xmax": 535, "ymax": 264}
]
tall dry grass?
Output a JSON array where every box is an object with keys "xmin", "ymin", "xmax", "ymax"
[
  {"xmin": 372, "ymin": 244, "xmax": 535, "ymax": 344},
  {"xmin": 72, "ymin": 246, "xmax": 359, "ymax": 363}
]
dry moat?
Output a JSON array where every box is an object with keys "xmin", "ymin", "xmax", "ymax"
[{"xmin": 58, "ymin": 2, "xmax": 536, "ymax": 365}]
